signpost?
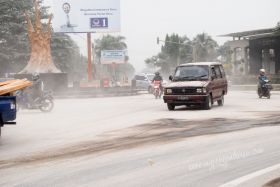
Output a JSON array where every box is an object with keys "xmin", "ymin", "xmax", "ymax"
[
  {"xmin": 51, "ymin": 0, "xmax": 121, "ymax": 82},
  {"xmin": 100, "ymin": 50, "xmax": 126, "ymax": 86},
  {"xmin": 101, "ymin": 50, "xmax": 126, "ymax": 64}
]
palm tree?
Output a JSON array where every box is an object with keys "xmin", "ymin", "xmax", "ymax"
[{"xmin": 192, "ymin": 33, "xmax": 218, "ymax": 62}]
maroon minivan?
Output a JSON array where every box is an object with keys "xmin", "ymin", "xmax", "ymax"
[{"xmin": 163, "ymin": 62, "xmax": 228, "ymax": 110}]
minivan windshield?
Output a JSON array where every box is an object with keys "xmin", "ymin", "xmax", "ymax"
[{"xmin": 173, "ymin": 65, "xmax": 209, "ymax": 81}]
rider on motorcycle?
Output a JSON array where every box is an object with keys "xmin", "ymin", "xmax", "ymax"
[
  {"xmin": 27, "ymin": 73, "xmax": 44, "ymax": 106},
  {"xmin": 258, "ymin": 69, "xmax": 269, "ymax": 93},
  {"xmin": 152, "ymin": 72, "xmax": 163, "ymax": 92}
]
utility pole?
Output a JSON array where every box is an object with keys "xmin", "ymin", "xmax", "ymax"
[
  {"xmin": 177, "ymin": 46, "xmax": 181, "ymax": 66},
  {"xmin": 87, "ymin": 33, "xmax": 93, "ymax": 81},
  {"xmin": 192, "ymin": 45, "xmax": 197, "ymax": 62}
]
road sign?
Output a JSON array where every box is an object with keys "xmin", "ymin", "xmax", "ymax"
[{"xmin": 101, "ymin": 50, "xmax": 126, "ymax": 64}]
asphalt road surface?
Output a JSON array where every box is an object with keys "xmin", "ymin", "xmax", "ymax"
[{"xmin": 0, "ymin": 91, "xmax": 280, "ymax": 187}]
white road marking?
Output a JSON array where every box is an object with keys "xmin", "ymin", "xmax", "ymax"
[{"xmin": 219, "ymin": 163, "xmax": 280, "ymax": 187}]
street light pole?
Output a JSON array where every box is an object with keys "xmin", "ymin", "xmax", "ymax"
[{"xmin": 177, "ymin": 45, "xmax": 181, "ymax": 66}]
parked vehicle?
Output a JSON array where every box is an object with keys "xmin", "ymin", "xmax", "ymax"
[
  {"xmin": 258, "ymin": 79, "xmax": 273, "ymax": 99},
  {"xmin": 0, "ymin": 95, "xmax": 16, "ymax": 136},
  {"xmin": 163, "ymin": 62, "xmax": 228, "ymax": 110},
  {"xmin": 153, "ymin": 80, "xmax": 162, "ymax": 99},
  {"xmin": 16, "ymin": 90, "xmax": 54, "ymax": 112},
  {"xmin": 133, "ymin": 73, "xmax": 155, "ymax": 93}
]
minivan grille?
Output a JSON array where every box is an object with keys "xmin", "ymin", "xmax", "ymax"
[{"xmin": 172, "ymin": 88, "xmax": 197, "ymax": 95}]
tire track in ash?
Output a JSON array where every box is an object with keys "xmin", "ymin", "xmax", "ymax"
[{"xmin": 0, "ymin": 112, "xmax": 280, "ymax": 169}]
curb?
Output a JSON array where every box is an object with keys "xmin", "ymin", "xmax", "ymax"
[
  {"xmin": 53, "ymin": 91, "xmax": 139, "ymax": 99},
  {"xmin": 229, "ymin": 84, "xmax": 280, "ymax": 91}
]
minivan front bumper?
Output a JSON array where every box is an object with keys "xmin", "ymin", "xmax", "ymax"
[{"xmin": 163, "ymin": 95, "xmax": 207, "ymax": 105}]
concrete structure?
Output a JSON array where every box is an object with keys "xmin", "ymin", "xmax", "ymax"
[
  {"xmin": 221, "ymin": 23, "xmax": 280, "ymax": 75},
  {"xmin": 224, "ymin": 39, "xmax": 249, "ymax": 75}
]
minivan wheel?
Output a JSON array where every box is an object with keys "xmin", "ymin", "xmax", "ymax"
[
  {"xmin": 217, "ymin": 95, "xmax": 224, "ymax": 106},
  {"xmin": 167, "ymin": 103, "xmax": 175, "ymax": 111},
  {"xmin": 204, "ymin": 95, "xmax": 212, "ymax": 110}
]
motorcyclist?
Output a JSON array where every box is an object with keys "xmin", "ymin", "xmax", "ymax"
[
  {"xmin": 258, "ymin": 69, "xmax": 268, "ymax": 93},
  {"xmin": 152, "ymin": 72, "xmax": 163, "ymax": 92},
  {"xmin": 28, "ymin": 73, "xmax": 44, "ymax": 106}
]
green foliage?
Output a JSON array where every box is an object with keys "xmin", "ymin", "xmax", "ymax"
[
  {"xmin": 145, "ymin": 34, "xmax": 192, "ymax": 76},
  {"xmin": 0, "ymin": 0, "xmax": 83, "ymax": 80},
  {"xmin": 146, "ymin": 33, "xmax": 219, "ymax": 76},
  {"xmin": 116, "ymin": 63, "xmax": 135, "ymax": 78},
  {"xmin": 192, "ymin": 33, "xmax": 218, "ymax": 62},
  {"xmin": 0, "ymin": 0, "xmax": 33, "ymax": 75},
  {"xmin": 217, "ymin": 44, "xmax": 232, "ymax": 63},
  {"xmin": 51, "ymin": 33, "xmax": 86, "ymax": 81}
]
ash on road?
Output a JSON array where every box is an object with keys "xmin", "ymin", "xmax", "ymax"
[
  {"xmin": 0, "ymin": 112, "xmax": 279, "ymax": 169},
  {"xmin": 0, "ymin": 91, "xmax": 280, "ymax": 187}
]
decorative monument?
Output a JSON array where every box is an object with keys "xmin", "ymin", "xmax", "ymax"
[
  {"xmin": 16, "ymin": 0, "xmax": 67, "ymax": 91},
  {"xmin": 20, "ymin": 1, "xmax": 60, "ymax": 74}
]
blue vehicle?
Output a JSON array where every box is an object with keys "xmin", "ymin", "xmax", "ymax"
[{"xmin": 0, "ymin": 95, "xmax": 17, "ymax": 136}]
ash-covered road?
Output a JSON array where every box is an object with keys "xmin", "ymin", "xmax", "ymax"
[{"xmin": 0, "ymin": 91, "xmax": 280, "ymax": 187}]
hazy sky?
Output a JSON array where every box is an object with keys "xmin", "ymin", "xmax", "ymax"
[{"xmin": 44, "ymin": 0, "xmax": 280, "ymax": 72}]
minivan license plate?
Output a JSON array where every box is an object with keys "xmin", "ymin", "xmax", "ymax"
[{"xmin": 178, "ymin": 96, "xmax": 189, "ymax": 100}]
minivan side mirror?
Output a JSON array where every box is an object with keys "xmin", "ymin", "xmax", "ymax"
[{"xmin": 169, "ymin": 75, "xmax": 173, "ymax": 81}]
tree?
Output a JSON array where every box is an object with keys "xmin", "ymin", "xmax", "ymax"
[
  {"xmin": 217, "ymin": 43, "xmax": 233, "ymax": 74},
  {"xmin": 145, "ymin": 34, "xmax": 192, "ymax": 76},
  {"xmin": 0, "ymin": 0, "xmax": 34, "ymax": 76},
  {"xmin": 0, "ymin": 0, "xmax": 83, "ymax": 78},
  {"xmin": 217, "ymin": 44, "xmax": 232, "ymax": 63},
  {"xmin": 51, "ymin": 33, "xmax": 86, "ymax": 81},
  {"xmin": 192, "ymin": 33, "xmax": 218, "ymax": 62}
]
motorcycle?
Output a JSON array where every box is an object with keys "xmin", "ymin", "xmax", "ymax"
[
  {"xmin": 16, "ymin": 90, "xmax": 54, "ymax": 112},
  {"xmin": 153, "ymin": 81, "xmax": 162, "ymax": 99},
  {"xmin": 258, "ymin": 79, "xmax": 273, "ymax": 99}
]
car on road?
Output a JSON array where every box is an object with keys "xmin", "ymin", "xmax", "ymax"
[
  {"xmin": 133, "ymin": 73, "xmax": 155, "ymax": 93},
  {"xmin": 163, "ymin": 62, "xmax": 228, "ymax": 110}
]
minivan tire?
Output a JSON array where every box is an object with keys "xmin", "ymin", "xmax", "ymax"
[
  {"xmin": 217, "ymin": 95, "xmax": 224, "ymax": 106},
  {"xmin": 204, "ymin": 95, "xmax": 212, "ymax": 110},
  {"xmin": 167, "ymin": 103, "xmax": 175, "ymax": 111}
]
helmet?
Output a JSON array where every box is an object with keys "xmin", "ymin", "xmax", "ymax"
[
  {"xmin": 32, "ymin": 73, "xmax": 40, "ymax": 81},
  {"xmin": 260, "ymin": 69, "xmax": 266, "ymax": 74},
  {"xmin": 155, "ymin": 72, "xmax": 160, "ymax": 76}
]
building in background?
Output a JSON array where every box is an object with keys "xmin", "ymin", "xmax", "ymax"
[{"xmin": 221, "ymin": 23, "xmax": 280, "ymax": 75}]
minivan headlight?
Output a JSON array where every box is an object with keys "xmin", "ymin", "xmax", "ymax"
[
  {"xmin": 197, "ymin": 88, "xmax": 207, "ymax": 93},
  {"xmin": 203, "ymin": 87, "xmax": 207, "ymax": 93},
  {"xmin": 196, "ymin": 88, "xmax": 202, "ymax": 93},
  {"xmin": 166, "ymin": 89, "xmax": 172, "ymax": 94}
]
